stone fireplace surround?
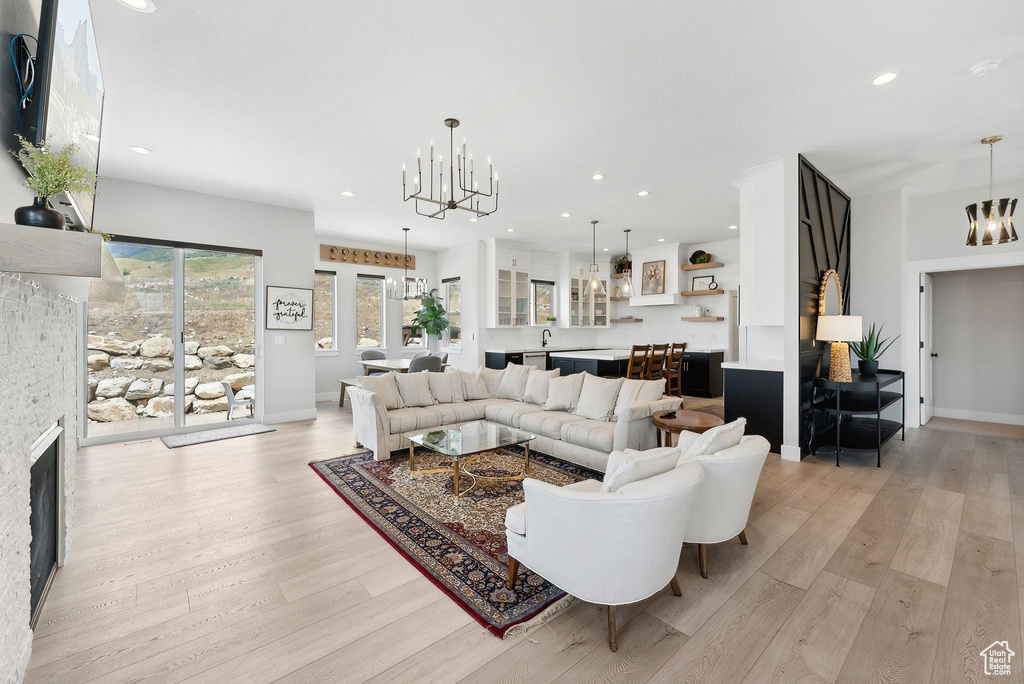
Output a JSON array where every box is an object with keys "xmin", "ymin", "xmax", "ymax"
[{"xmin": 0, "ymin": 273, "xmax": 80, "ymax": 684}]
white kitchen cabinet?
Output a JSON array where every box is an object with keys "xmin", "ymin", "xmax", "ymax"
[
  {"xmin": 487, "ymin": 239, "xmax": 532, "ymax": 328},
  {"xmin": 566, "ymin": 273, "xmax": 609, "ymax": 328}
]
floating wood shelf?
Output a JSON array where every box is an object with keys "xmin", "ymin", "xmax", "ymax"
[
  {"xmin": 680, "ymin": 289, "xmax": 725, "ymax": 296},
  {"xmin": 0, "ymin": 222, "xmax": 102, "ymax": 277},
  {"xmin": 609, "ymin": 296, "xmax": 630, "ymax": 301},
  {"xmin": 681, "ymin": 316, "xmax": 725, "ymax": 322},
  {"xmin": 611, "ymin": 318, "xmax": 643, "ymax": 323},
  {"xmin": 610, "ymin": 273, "xmax": 624, "ymax": 279},
  {"xmin": 681, "ymin": 261, "xmax": 724, "ymax": 271}
]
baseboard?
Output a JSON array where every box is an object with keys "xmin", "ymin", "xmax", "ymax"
[
  {"xmin": 932, "ymin": 407, "xmax": 1024, "ymax": 427},
  {"xmin": 263, "ymin": 408, "xmax": 318, "ymax": 424},
  {"xmin": 316, "ymin": 391, "xmax": 342, "ymax": 403},
  {"xmin": 780, "ymin": 444, "xmax": 802, "ymax": 462}
]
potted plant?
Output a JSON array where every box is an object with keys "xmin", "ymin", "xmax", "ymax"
[
  {"xmin": 10, "ymin": 135, "xmax": 98, "ymax": 229},
  {"xmin": 850, "ymin": 323, "xmax": 899, "ymax": 377},
  {"xmin": 412, "ymin": 288, "xmax": 449, "ymax": 341},
  {"xmin": 546, "ymin": 315, "xmax": 557, "ymax": 325},
  {"xmin": 612, "ymin": 254, "xmax": 631, "ymax": 274}
]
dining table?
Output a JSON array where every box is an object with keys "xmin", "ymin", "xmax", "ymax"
[{"xmin": 359, "ymin": 358, "xmax": 450, "ymax": 374}]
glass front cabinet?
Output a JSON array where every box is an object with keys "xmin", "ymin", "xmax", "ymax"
[{"xmin": 567, "ymin": 274, "xmax": 608, "ymax": 328}]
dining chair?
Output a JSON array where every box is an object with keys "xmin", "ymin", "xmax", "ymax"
[
  {"xmin": 626, "ymin": 345, "xmax": 650, "ymax": 379},
  {"xmin": 431, "ymin": 351, "xmax": 449, "ymax": 365},
  {"xmin": 360, "ymin": 349, "xmax": 388, "ymax": 376},
  {"xmin": 645, "ymin": 344, "xmax": 669, "ymax": 380},
  {"xmin": 408, "ymin": 355, "xmax": 442, "ymax": 373},
  {"xmin": 412, "ymin": 350, "xmax": 432, "ymax": 359},
  {"xmin": 665, "ymin": 343, "xmax": 686, "ymax": 396}
]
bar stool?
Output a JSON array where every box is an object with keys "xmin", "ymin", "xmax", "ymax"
[
  {"xmin": 646, "ymin": 344, "xmax": 669, "ymax": 380},
  {"xmin": 665, "ymin": 343, "xmax": 687, "ymax": 396},
  {"xmin": 626, "ymin": 345, "xmax": 650, "ymax": 379}
]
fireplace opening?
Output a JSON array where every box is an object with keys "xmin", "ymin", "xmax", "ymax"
[{"xmin": 29, "ymin": 423, "xmax": 62, "ymax": 628}]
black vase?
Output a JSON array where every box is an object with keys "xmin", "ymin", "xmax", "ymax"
[
  {"xmin": 15, "ymin": 197, "xmax": 65, "ymax": 229},
  {"xmin": 858, "ymin": 359, "xmax": 878, "ymax": 377}
]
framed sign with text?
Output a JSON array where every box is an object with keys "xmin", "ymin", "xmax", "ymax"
[{"xmin": 266, "ymin": 285, "xmax": 314, "ymax": 330}]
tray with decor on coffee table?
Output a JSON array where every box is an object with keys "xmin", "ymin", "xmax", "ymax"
[{"xmin": 404, "ymin": 421, "xmax": 537, "ymax": 501}]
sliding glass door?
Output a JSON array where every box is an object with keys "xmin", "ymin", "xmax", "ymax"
[{"xmin": 84, "ymin": 240, "xmax": 259, "ymax": 441}]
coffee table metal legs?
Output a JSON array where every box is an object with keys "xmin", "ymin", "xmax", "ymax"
[
  {"xmin": 453, "ymin": 458, "xmax": 461, "ymax": 496},
  {"xmin": 525, "ymin": 443, "xmax": 530, "ymax": 475},
  {"xmin": 409, "ymin": 443, "xmax": 415, "ymax": 471}
]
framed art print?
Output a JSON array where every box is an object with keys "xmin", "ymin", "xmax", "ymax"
[
  {"xmin": 691, "ymin": 275, "xmax": 717, "ymax": 291},
  {"xmin": 266, "ymin": 285, "xmax": 314, "ymax": 330},
  {"xmin": 641, "ymin": 260, "xmax": 666, "ymax": 295}
]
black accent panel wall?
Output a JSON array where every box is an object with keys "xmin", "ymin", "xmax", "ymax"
[{"xmin": 798, "ymin": 156, "xmax": 851, "ymax": 454}]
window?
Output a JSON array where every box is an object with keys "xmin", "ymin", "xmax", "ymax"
[
  {"xmin": 532, "ymin": 280, "xmax": 554, "ymax": 326},
  {"xmin": 356, "ymin": 275, "xmax": 385, "ymax": 348},
  {"xmin": 313, "ymin": 271, "xmax": 336, "ymax": 350},
  {"xmin": 445, "ymin": 278, "xmax": 461, "ymax": 348},
  {"xmin": 402, "ymin": 297, "xmax": 424, "ymax": 347}
]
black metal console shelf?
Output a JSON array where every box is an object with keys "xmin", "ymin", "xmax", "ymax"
[{"xmin": 811, "ymin": 369, "xmax": 905, "ymax": 467}]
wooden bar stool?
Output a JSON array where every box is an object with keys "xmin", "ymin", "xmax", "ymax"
[
  {"xmin": 626, "ymin": 345, "xmax": 650, "ymax": 379},
  {"xmin": 646, "ymin": 344, "xmax": 669, "ymax": 380},
  {"xmin": 665, "ymin": 343, "xmax": 686, "ymax": 396}
]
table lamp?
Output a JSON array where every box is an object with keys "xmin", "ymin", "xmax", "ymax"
[{"xmin": 816, "ymin": 315, "xmax": 862, "ymax": 382}]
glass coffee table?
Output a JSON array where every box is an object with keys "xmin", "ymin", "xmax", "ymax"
[{"xmin": 404, "ymin": 421, "xmax": 536, "ymax": 500}]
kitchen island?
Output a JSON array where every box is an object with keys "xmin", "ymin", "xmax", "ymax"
[{"xmin": 548, "ymin": 349, "xmax": 631, "ymax": 377}]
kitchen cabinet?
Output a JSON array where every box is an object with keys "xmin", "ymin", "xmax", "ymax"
[
  {"xmin": 486, "ymin": 240, "xmax": 532, "ymax": 328},
  {"xmin": 680, "ymin": 351, "xmax": 724, "ymax": 398},
  {"xmin": 566, "ymin": 274, "xmax": 609, "ymax": 328}
]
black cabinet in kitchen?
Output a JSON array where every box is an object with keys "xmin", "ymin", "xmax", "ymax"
[{"xmin": 680, "ymin": 351, "xmax": 724, "ymax": 398}]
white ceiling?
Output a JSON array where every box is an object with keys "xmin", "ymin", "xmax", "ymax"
[{"xmin": 90, "ymin": 0, "xmax": 1024, "ymax": 253}]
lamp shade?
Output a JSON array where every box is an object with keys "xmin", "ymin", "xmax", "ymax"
[{"xmin": 816, "ymin": 315, "xmax": 862, "ymax": 342}]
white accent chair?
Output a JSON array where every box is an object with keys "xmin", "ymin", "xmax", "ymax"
[
  {"xmin": 505, "ymin": 462, "xmax": 705, "ymax": 651},
  {"xmin": 221, "ymin": 381, "xmax": 253, "ymax": 421},
  {"xmin": 675, "ymin": 433, "xmax": 771, "ymax": 578}
]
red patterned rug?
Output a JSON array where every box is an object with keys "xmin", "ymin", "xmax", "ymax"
[{"xmin": 310, "ymin": 445, "xmax": 600, "ymax": 637}]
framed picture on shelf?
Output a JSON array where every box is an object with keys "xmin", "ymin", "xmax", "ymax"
[
  {"xmin": 691, "ymin": 275, "xmax": 717, "ymax": 291},
  {"xmin": 641, "ymin": 260, "xmax": 666, "ymax": 295},
  {"xmin": 266, "ymin": 285, "xmax": 314, "ymax": 330}
]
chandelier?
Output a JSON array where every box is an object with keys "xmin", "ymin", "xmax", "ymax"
[
  {"xmin": 402, "ymin": 118, "xmax": 499, "ymax": 220},
  {"xmin": 966, "ymin": 136, "xmax": 1018, "ymax": 246},
  {"xmin": 584, "ymin": 220, "xmax": 607, "ymax": 298},
  {"xmin": 619, "ymin": 229, "xmax": 634, "ymax": 296},
  {"xmin": 386, "ymin": 228, "xmax": 428, "ymax": 300}
]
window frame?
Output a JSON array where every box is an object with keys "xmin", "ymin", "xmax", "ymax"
[
  {"xmin": 355, "ymin": 274, "xmax": 386, "ymax": 351},
  {"xmin": 401, "ymin": 293, "xmax": 426, "ymax": 350},
  {"xmin": 314, "ymin": 270, "xmax": 338, "ymax": 355},
  {"xmin": 443, "ymin": 277, "xmax": 462, "ymax": 351},
  {"xmin": 531, "ymin": 279, "xmax": 556, "ymax": 327}
]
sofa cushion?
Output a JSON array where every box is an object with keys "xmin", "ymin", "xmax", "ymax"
[
  {"xmin": 388, "ymin": 406, "xmax": 445, "ymax": 434},
  {"xmin": 518, "ymin": 410, "xmax": 587, "ymax": 441},
  {"xmin": 574, "ymin": 374, "xmax": 623, "ymax": 422},
  {"xmin": 394, "ymin": 372, "xmax": 435, "ymax": 408},
  {"xmin": 485, "ymin": 401, "xmax": 545, "ymax": 428},
  {"xmin": 459, "ymin": 369, "xmax": 490, "ymax": 400},
  {"xmin": 496, "ymin": 363, "xmax": 532, "ymax": 400},
  {"xmin": 523, "ymin": 368, "xmax": 560, "ymax": 405},
  {"xmin": 683, "ymin": 418, "xmax": 746, "ymax": 459},
  {"xmin": 359, "ymin": 373, "xmax": 404, "ymax": 410},
  {"xmin": 431, "ymin": 402, "xmax": 486, "ymax": 424},
  {"xmin": 544, "ymin": 374, "xmax": 584, "ymax": 411},
  {"xmin": 427, "ymin": 372, "xmax": 464, "ymax": 404},
  {"xmin": 560, "ymin": 419, "xmax": 616, "ymax": 453},
  {"xmin": 600, "ymin": 447, "xmax": 680, "ymax": 493},
  {"xmin": 480, "ymin": 367, "xmax": 506, "ymax": 397},
  {"xmin": 613, "ymin": 378, "xmax": 666, "ymax": 419}
]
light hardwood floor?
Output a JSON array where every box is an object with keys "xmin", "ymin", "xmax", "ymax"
[{"xmin": 25, "ymin": 404, "xmax": 1024, "ymax": 683}]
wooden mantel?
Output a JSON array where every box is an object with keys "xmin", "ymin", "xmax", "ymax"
[{"xmin": 0, "ymin": 222, "xmax": 102, "ymax": 277}]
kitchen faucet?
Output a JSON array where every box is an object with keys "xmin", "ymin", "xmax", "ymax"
[{"xmin": 542, "ymin": 328, "xmax": 552, "ymax": 348}]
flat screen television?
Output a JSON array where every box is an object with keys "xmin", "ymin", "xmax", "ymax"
[{"xmin": 23, "ymin": 0, "xmax": 104, "ymax": 231}]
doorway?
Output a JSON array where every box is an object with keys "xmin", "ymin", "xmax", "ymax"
[{"xmin": 84, "ymin": 240, "xmax": 261, "ymax": 442}]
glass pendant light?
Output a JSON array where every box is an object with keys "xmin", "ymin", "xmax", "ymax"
[
  {"xmin": 586, "ymin": 220, "xmax": 607, "ymax": 298},
  {"xmin": 619, "ymin": 229, "xmax": 633, "ymax": 296},
  {"xmin": 966, "ymin": 136, "xmax": 1018, "ymax": 246}
]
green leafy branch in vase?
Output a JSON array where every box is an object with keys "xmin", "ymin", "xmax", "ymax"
[
  {"xmin": 11, "ymin": 135, "xmax": 97, "ymax": 200},
  {"xmin": 849, "ymin": 323, "xmax": 900, "ymax": 361}
]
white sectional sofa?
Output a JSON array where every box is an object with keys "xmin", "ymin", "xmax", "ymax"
[{"xmin": 346, "ymin": 365, "xmax": 682, "ymax": 473}]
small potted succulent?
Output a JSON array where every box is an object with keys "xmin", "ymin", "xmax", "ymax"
[
  {"xmin": 10, "ymin": 135, "xmax": 98, "ymax": 229},
  {"xmin": 850, "ymin": 323, "xmax": 899, "ymax": 377}
]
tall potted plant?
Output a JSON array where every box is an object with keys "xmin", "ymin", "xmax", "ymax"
[
  {"xmin": 849, "ymin": 323, "xmax": 899, "ymax": 377},
  {"xmin": 10, "ymin": 135, "xmax": 98, "ymax": 229},
  {"xmin": 412, "ymin": 288, "xmax": 449, "ymax": 341}
]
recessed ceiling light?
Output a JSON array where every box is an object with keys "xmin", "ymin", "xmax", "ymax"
[
  {"xmin": 84, "ymin": 133, "xmax": 100, "ymax": 143},
  {"xmin": 116, "ymin": 0, "xmax": 156, "ymax": 13},
  {"xmin": 657, "ymin": 238, "xmax": 665, "ymax": 242},
  {"xmin": 602, "ymin": 248, "xmax": 609, "ymax": 252},
  {"xmin": 728, "ymin": 225, "xmax": 738, "ymax": 230},
  {"xmin": 970, "ymin": 60, "xmax": 1001, "ymax": 77},
  {"xmin": 560, "ymin": 212, "xmax": 571, "ymax": 218},
  {"xmin": 507, "ymin": 228, "xmax": 515, "ymax": 232},
  {"xmin": 340, "ymin": 191, "xmax": 355, "ymax": 197},
  {"xmin": 637, "ymin": 190, "xmax": 649, "ymax": 197},
  {"xmin": 871, "ymin": 72, "xmax": 897, "ymax": 86},
  {"xmin": 129, "ymin": 145, "xmax": 152, "ymax": 154},
  {"xmin": 469, "ymin": 218, "xmax": 478, "ymax": 223},
  {"xmin": 591, "ymin": 174, "xmax": 605, "ymax": 181}
]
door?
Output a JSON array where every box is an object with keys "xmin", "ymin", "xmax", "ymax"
[
  {"xmin": 496, "ymin": 269, "xmax": 513, "ymax": 326},
  {"xmin": 920, "ymin": 273, "xmax": 934, "ymax": 424}
]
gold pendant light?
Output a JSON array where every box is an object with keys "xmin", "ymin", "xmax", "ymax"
[{"xmin": 966, "ymin": 136, "xmax": 1018, "ymax": 246}]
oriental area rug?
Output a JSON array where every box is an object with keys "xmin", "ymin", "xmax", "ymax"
[{"xmin": 310, "ymin": 445, "xmax": 600, "ymax": 637}]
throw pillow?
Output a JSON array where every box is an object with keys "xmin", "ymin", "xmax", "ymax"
[
  {"xmin": 612, "ymin": 378, "xmax": 667, "ymax": 419},
  {"xmin": 427, "ymin": 372, "xmax": 463, "ymax": 404},
  {"xmin": 496, "ymin": 363, "xmax": 532, "ymax": 400},
  {"xmin": 459, "ymin": 369, "xmax": 490, "ymax": 401},
  {"xmin": 359, "ymin": 373, "xmax": 404, "ymax": 410},
  {"xmin": 544, "ymin": 374, "xmax": 584, "ymax": 411},
  {"xmin": 574, "ymin": 374, "xmax": 624, "ymax": 421},
  {"xmin": 683, "ymin": 418, "xmax": 747, "ymax": 459},
  {"xmin": 394, "ymin": 372, "xmax": 435, "ymax": 408},
  {"xmin": 479, "ymin": 367, "xmax": 506, "ymax": 397},
  {"xmin": 600, "ymin": 447, "xmax": 680, "ymax": 493},
  {"xmin": 605, "ymin": 446, "xmax": 678, "ymax": 475},
  {"xmin": 523, "ymin": 368, "xmax": 560, "ymax": 405}
]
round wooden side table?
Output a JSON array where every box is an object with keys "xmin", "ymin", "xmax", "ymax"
[{"xmin": 652, "ymin": 409, "xmax": 725, "ymax": 447}]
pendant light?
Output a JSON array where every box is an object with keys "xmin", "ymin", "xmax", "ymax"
[
  {"xmin": 386, "ymin": 228, "xmax": 428, "ymax": 300},
  {"xmin": 586, "ymin": 220, "xmax": 607, "ymax": 298},
  {"xmin": 966, "ymin": 136, "xmax": 1018, "ymax": 246},
  {"xmin": 619, "ymin": 229, "xmax": 634, "ymax": 296}
]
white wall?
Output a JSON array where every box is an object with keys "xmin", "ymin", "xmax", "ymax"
[
  {"xmin": 94, "ymin": 179, "xmax": 317, "ymax": 423},
  {"xmin": 313, "ymin": 236, "xmax": 437, "ymax": 399},
  {"xmin": 931, "ymin": 267, "xmax": 1024, "ymax": 425}
]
